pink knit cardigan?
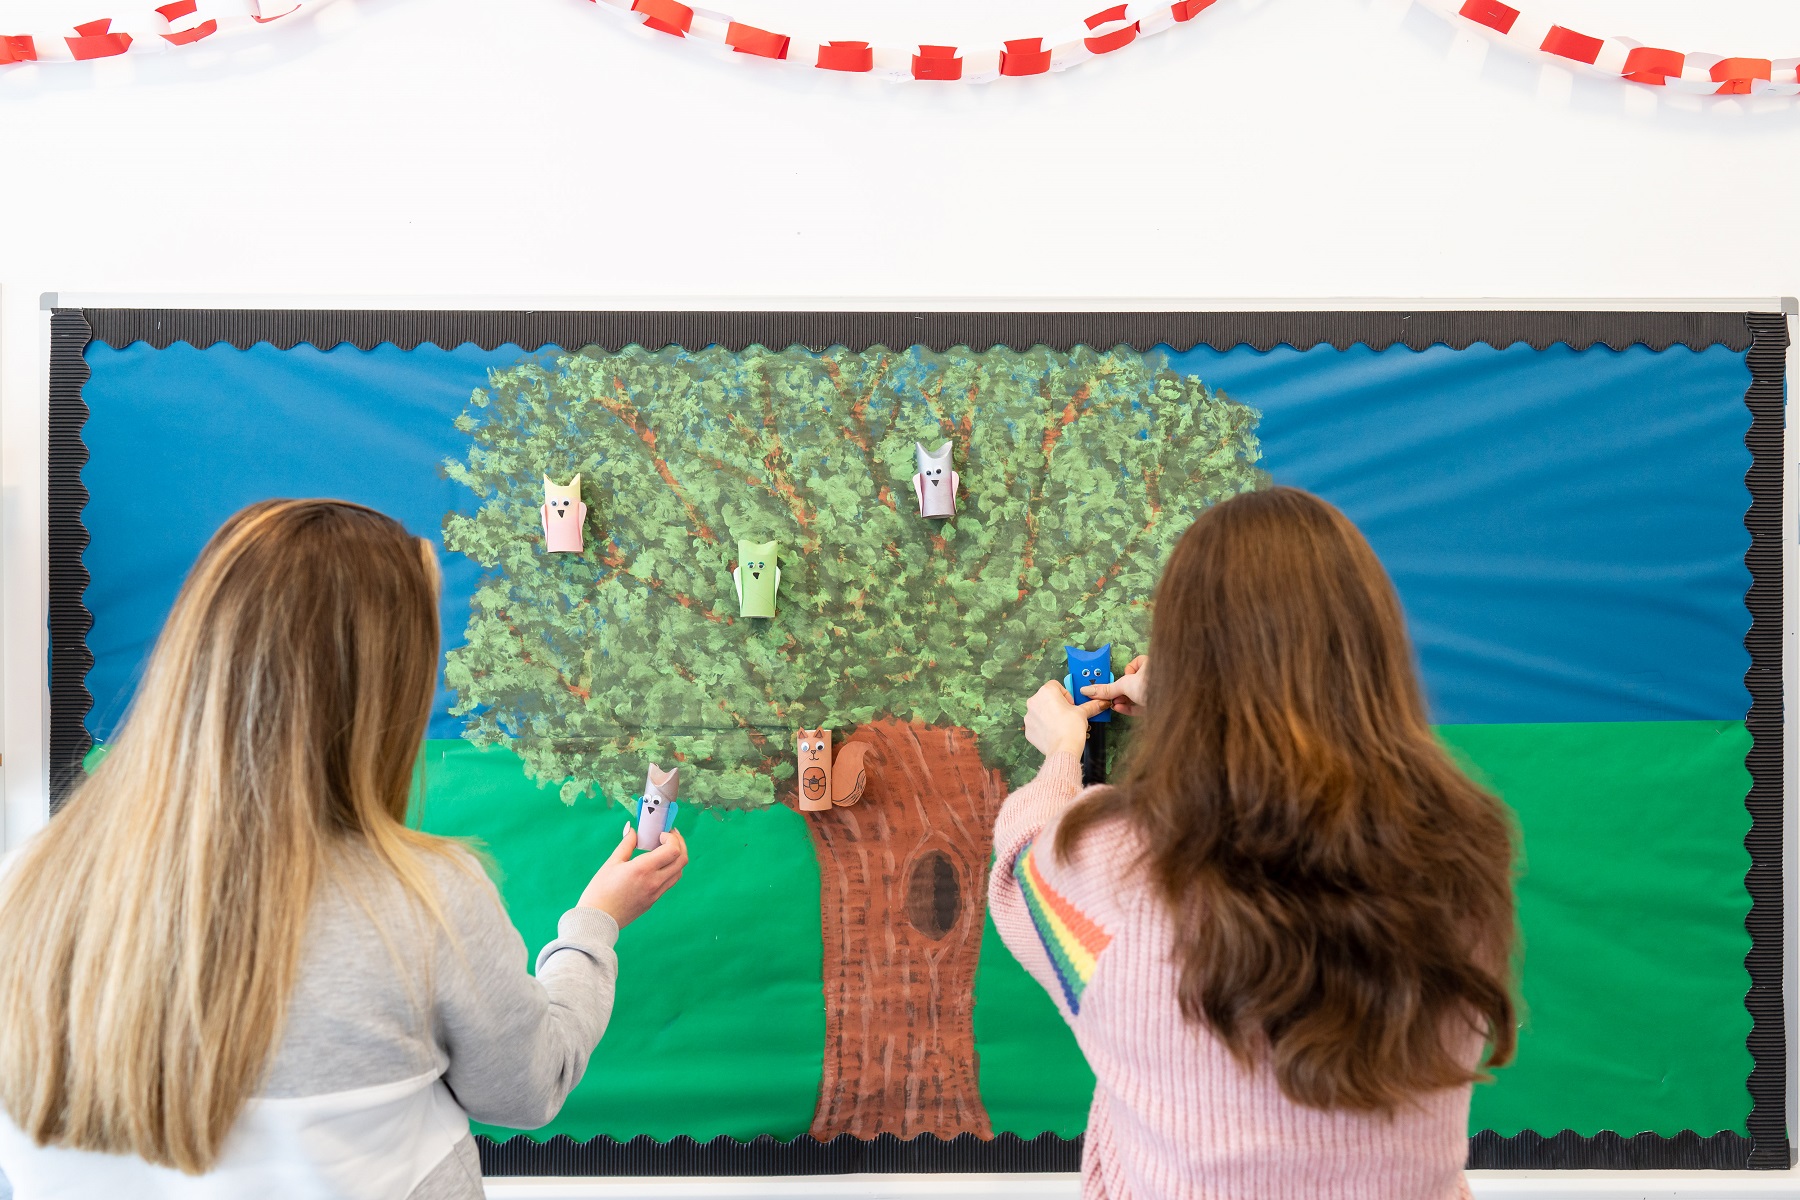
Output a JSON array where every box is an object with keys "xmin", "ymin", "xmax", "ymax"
[{"xmin": 987, "ymin": 752, "xmax": 1476, "ymax": 1200}]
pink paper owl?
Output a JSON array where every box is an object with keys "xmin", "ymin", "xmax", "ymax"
[{"xmin": 540, "ymin": 475, "xmax": 588, "ymax": 553}]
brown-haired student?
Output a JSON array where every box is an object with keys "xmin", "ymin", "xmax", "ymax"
[{"xmin": 989, "ymin": 486, "xmax": 1517, "ymax": 1199}]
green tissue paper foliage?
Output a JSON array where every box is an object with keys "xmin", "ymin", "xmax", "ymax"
[{"xmin": 443, "ymin": 344, "xmax": 1264, "ymax": 808}]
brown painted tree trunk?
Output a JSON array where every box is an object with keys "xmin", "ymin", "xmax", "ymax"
[{"xmin": 802, "ymin": 718, "xmax": 1007, "ymax": 1140}]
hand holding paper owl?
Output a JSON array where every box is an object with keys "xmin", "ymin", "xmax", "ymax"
[
  {"xmin": 635, "ymin": 763, "xmax": 681, "ymax": 853},
  {"xmin": 1064, "ymin": 643, "xmax": 1115, "ymax": 724}
]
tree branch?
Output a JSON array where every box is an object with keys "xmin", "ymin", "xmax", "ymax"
[
  {"xmin": 749, "ymin": 363, "xmax": 819, "ymax": 551},
  {"xmin": 598, "ymin": 537, "xmax": 729, "ymax": 624},
  {"xmin": 1007, "ymin": 381, "xmax": 1093, "ymax": 608},
  {"xmin": 826, "ymin": 354, "xmax": 898, "ymax": 514},
  {"xmin": 599, "ymin": 377, "xmax": 720, "ymax": 545}
]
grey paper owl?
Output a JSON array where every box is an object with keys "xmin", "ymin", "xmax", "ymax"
[
  {"xmin": 913, "ymin": 441, "xmax": 959, "ymax": 519},
  {"xmin": 634, "ymin": 763, "xmax": 681, "ymax": 853}
]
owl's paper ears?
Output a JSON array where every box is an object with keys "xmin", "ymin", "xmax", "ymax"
[
  {"xmin": 646, "ymin": 762, "xmax": 677, "ymax": 788},
  {"xmin": 914, "ymin": 440, "xmax": 952, "ymax": 459},
  {"xmin": 544, "ymin": 473, "xmax": 582, "ymax": 489}
]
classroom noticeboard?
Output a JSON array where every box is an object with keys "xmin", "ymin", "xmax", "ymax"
[{"xmin": 45, "ymin": 308, "xmax": 1788, "ymax": 1174}]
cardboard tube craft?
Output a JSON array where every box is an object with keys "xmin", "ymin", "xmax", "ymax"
[
  {"xmin": 1064, "ymin": 643, "xmax": 1114, "ymax": 724},
  {"xmin": 913, "ymin": 441, "xmax": 959, "ymax": 519},
  {"xmin": 732, "ymin": 539, "xmax": 781, "ymax": 618},
  {"xmin": 796, "ymin": 728, "xmax": 871, "ymax": 812},
  {"xmin": 635, "ymin": 763, "xmax": 680, "ymax": 853},
  {"xmin": 540, "ymin": 475, "xmax": 588, "ymax": 553}
]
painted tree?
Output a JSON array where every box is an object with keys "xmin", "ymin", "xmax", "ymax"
[{"xmin": 443, "ymin": 343, "xmax": 1263, "ymax": 1139}]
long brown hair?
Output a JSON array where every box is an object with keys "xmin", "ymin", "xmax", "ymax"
[
  {"xmin": 0, "ymin": 499, "xmax": 455, "ymax": 1173},
  {"xmin": 1060, "ymin": 486, "xmax": 1517, "ymax": 1112}
]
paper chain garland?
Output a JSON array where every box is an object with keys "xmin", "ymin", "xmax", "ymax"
[
  {"xmin": 580, "ymin": 0, "xmax": 1218, "ymax": 81},
  {"xmin": 1421, "ymin": 0, "xmax": 1800, "ymax": 96},
  {"xmin": 0, "ymin": 0, "xmax": 304, "ymax": 63},
  {"xmin": 0, "ymin": 0, "xmax": 1795, "ymax": 96}
]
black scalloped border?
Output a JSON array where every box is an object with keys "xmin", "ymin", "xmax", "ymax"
[
  {"xmin": 477, "ymin": 1131, "xmax": 1082, "ymax": 1176},
  {"xmin": 48, "ymin": 309, "xmax": 95, "ymax": 813},
  {"xmin": 47, "ymin": 308, "xmax": 1784, "ymax": 1171},
  {"xmin": 1740, "ymin": 312, "xmax": 1788, "ymax": 1168},
  {"xmin": 79, "ymin": 308, "xmax": 1750, "ymax": 356}
]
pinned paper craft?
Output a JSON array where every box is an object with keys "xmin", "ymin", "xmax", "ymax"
[
  {"xmin": 541, "ymin": 475, "xmax": 588, "ymax": 553},
  {"xmin": 913, "ymin": 441, "xmax": 960, "ymax": 519},
  {"xmin": 796, "ymin": 728, "xmax": 871, "ymax": 811},
  {"xmin": 1064, "ymin": 643, "xmax": 1114, "ymax": 724},
  {"xmin": 634, "ymin": 762, "xmax": 681, "ymax": 853},
  {"xmin": 732, "ymin": 539, "xmax": 781, "ymax": 618}
]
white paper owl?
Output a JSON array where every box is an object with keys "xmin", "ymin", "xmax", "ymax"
[
  {"xmin": 635, "ymin": 763, "xmax": 680, "ymax": 853},
  {"xmin": 913, "ymin": 441, "xmax": 959, "ymax": 519}
]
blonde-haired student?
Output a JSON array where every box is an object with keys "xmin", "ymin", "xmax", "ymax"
[
  {"xmin": 990, "ymin": 486, "xmax": 1517, "ymax": 1199},
  {"xmin": 0, "ymin": 499, "xmax": 686, "ymax": 1199}
]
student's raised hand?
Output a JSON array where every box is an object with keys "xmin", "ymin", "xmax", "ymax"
[
  {"xmin": 1025, "ymin": 679, "xmax": 1108, "ymax": 759},
  {"xmin": 1081, "ymin": 654, "xmax": 1149, "ymax": 716},
  {"xmin": 578, "ymin": 826, "xmax": 689, "ymax": 928}
]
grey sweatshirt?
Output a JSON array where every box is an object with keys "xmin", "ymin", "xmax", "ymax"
[
  {"xmin": 0, "ymin": 841, "xmax": 618, "ymax": 1200},
  {"xmin": 273, "ymin": 844, "xmax": 620, "ymax": 1198}
]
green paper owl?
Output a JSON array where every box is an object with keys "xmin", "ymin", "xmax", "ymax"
[{"xmin": 732, "ymin": 539, "xmax": 781, "ymax": 619}]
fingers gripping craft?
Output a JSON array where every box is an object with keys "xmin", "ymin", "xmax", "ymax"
[{"xmin": 635, "ymin": 763, "xmax": 681, "ymax": 853}]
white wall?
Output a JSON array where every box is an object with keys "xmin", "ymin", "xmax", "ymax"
[{"xmin": 1, "ymin": 2, "xmax": 1796, "ymax": 1191}]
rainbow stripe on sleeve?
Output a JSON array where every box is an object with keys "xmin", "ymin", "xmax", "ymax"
[{"xmin": 1015, "ymin": 842, "xmax": 1112, "ymax": 1015}]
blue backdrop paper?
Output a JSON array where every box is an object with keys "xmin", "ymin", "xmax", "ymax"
[
  {"xmin": 78, "ymin": 339, "xmax": 1751, "ymax": 740},
  {"xmin": 1164, "ymin": 342, "xmax": 1753, "ymax": 725}
]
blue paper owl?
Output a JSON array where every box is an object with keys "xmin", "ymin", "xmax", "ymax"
[{"xmin": 1063, "ymin": 644, "xmax": 1114, "ymax": 724}]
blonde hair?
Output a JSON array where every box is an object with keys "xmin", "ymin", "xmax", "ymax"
[{"xmin": 0, "ymin": 499, "xmax": 455, "ymax": 1173}]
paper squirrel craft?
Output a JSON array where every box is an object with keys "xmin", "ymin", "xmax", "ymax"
[
  {"xmin": 540, "ymin": 475, "xmax": 588, "ymax": 553},
  {"xmin": 634, "ymin": 763, "xmax": 680, "ymax": 853},
  {"xmin": 732, "ymin": 539, "xmax": 781, "ymax": 618},
  {"xmin": 795, "ymin": 728, "xmax": 871, "ymax": 811},
  {"xmin": 1064, "ymin": 643, "xmax": 1114, "ymax": 724},
  {"xmin": 913, "ymin": 441, "xmax": 959, "ymax": 519}
]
